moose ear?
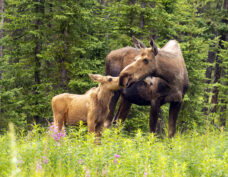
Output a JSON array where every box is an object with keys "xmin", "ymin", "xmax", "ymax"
[
  {"xmin": 149, "ymin": 38, "xmax": 158, "ymax": 56},
  {"xmin": 132, "ymin": 36, "xmax": 146, "ymax": 49},
  {"xmin": 88, "ymin": 74, "xmax": 104, "ymax": 83}
]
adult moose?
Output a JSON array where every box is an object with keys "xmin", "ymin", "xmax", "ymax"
[
  {"xmin": 118, "ymin": 37, "xmax": 189, "ymax": 137},
  {"xmin": 106, "ymin": 37, "xmax": 188, "ymax": 137}
]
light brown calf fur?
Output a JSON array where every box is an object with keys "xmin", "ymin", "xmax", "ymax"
[{"xmin": 52, "ymin": 74, "xmax": 119, "ymax": 136}]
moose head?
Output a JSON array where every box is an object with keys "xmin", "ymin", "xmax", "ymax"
[
  {"xmin": 119, "ymin": 37, "xmax": 158, "ymax": 88},
  {"xmin": 88, "ymin": 74, "xmax": 120, "ymax": 91}
]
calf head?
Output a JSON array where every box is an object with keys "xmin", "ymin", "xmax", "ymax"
[
  {"xmin": 89, "ymin": 74, "xmax": 120, "ymax": 91},
  {"xmin": 119, "ymin": 37, "xmax": 158, "ymax": 88}
]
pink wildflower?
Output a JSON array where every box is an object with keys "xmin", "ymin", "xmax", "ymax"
[
  {"xmin": 114, "ymin": 154, "xmax": 120, "ymax": 158},
  {"xmin": 144, "ymin": 171, "xmax": 148, "ymax": 177},
  {"xmin": 114, "ymin": 159, "xmax": 118, "ymax": 164},
  {"xmin": 78, "ymin": 159, "xmax": 82, "ymax": 165},
  {"xmin": 83, "ymin": 166, "xmax": 90, "ymax": 177},
  {"xmin": 36, "ymin": 161, "xmax": 42, "ymax": 172},
  {"xmin": 16, "ymin": 160, "xmax": 23, "ymax": 167},
  {"xmin": 103, "ymin": 169, "xmax": 108, "ymax": 175},
  {"xmin": 43, "ymin": 156, "xmax": 48, "ymax": 164},
  {"xmin": 48, "ymin": 122, "xmax": 66, "ymax": 142}
]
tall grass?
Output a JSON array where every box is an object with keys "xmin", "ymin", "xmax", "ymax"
[{"xmin": 0, "ymin": 123, "xmax": 227, "ymax": 177}]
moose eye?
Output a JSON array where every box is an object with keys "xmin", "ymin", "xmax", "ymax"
[
  {"xmin": 108, "ymin": 78, "xmax": 112, "ymax": 82},
  {"xmin": 143, "ymin": 58, "xmax": 149, "ymax": 64}
]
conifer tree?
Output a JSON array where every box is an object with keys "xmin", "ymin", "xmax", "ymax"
[{"xmin": 0, "ymin": 0, "xmax": 227, "ymax": 132}]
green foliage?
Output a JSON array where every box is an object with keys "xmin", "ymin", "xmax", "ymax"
[
  {"xmin": 101, "ymin": 0, "xmax": 227, "ymax": 130},
  {"xmin": 0, "ymin": 0, "xmax": 107, "ymax": 130},
  {"xmin": 0, "ymin": 124, "xmax": 227, "ymax": 176},
  {"xmin": 0, "ymin": 0, "xmax": 227, "ymax": 132},
  {"xmin": 124, "ymin": 105, "xmax": 150, "ymax": 134},
  {"xmin": 217, "ymin": 40, "xmax": 228, "ymax": 124}
]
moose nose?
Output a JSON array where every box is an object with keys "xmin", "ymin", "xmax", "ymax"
[
  {"xmin": 119, "ymin": 73, "xmax": 129, "ymax": 87},
  {"xmin": 119, "ymin": 73, "xmax": 133, "ymax": 88}
]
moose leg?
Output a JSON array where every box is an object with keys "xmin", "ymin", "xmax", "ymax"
[
  {"xmin": 114, "ymin": 96, "xmax": 132, "ymax": 123},
  {"xmin": 156, "ymin": 107, "xmax": 165, "ymax": 135},
  {"xmin": 168, "ymin": 102, "xmax": 181, "ymax": 138},
  {"xmin": 149, "ymin": 101, "xmax": 160, "ymax": 133},
  {"xmin": 104, "ymin": 91, "xmax": 120, "ymax": 128}
]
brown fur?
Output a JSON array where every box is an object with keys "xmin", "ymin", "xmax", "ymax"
[
  {"xmin": 52, "ymin": 74, "xmax": 120, "ymax": 136},
  {"xmin": 119, "ymin": 39, "xmax": 189, "ymax": 98},
  {"xmin": 106, "ymin": 37, "xmax": 189, "ymax": 138}
]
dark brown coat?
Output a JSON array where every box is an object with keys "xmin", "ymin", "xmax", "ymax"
[{"xmin": 106, "ymin": 37, "xmax": 189, "ymax": 137}]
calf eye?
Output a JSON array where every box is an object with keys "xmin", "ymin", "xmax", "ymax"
[
  {"xmin": 143, "ymin": 58, "xmax": 149, "ymax": 64},
  {"xmin": 108, "ymin": 78, "xmax": 112, "ymax": 82}
]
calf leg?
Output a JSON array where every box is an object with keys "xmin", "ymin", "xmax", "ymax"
[
  {"xmin": 113, "ymin": 96, "xmax": 132, "ymax": 123},
  {"xmin": 104, "ymin": 91, "xmax": 120, "ymax": 128},
  {"xmin": 54, "ymin": 113, "xmax": 64, "ymax": 132},
  {"xmin": 87, "ymin": 113, "xmax": 96, "ymax": 133},
  {"xmin": 88, "ymin": 123, "xmax": 95, "ymax": 135},
  {"xmin": 149, "ymin": 101, "xmax": 160, "ymax": 133},
  {"xmin": 94, "ymin": 121, "xmax": 105, "ymax": 145},
  {"xmin": 168, "ymin": 102, "xmax": 181, "ymax": 138},
  {"xmin": 95, "ymin": 121, "xmax": 104, "ymax": 137}
]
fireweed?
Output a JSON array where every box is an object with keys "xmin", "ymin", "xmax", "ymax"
[
  {"xmin": 36, "ymin": 160, "xmax": 42, "ymax": 172},
  {"xmin": 48, "ymin": 123, "xmax": 66, "ymax": 142},
  {"xmin": 42, "ymin": 156, "xmax": 48, "ymax": 164},
  {"xmin": 114, "ymin": 154, "xmax": 120, "ymax": 164}
]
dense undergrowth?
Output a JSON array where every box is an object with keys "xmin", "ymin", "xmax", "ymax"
[{"xmin": 0, "ymin": 123, "xmax": 227, "ymax": 177}]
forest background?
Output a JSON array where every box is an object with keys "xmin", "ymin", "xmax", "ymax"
[{"xmin": 0, "ymin": 0, "xmax": 227, "ymax": 134}]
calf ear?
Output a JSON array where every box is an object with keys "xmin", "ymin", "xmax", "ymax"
[
  {"xmin": 149, "ymin": 38, "xmax": 158, "ymax": 56},
  {"xmin": 132, "ymin": 36, "xmax": 146, "ymax": 49},
  {"xmin": 88, "ymin": 74, "xmax": 104, "ymax": 83}
]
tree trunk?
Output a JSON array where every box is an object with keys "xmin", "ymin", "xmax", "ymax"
[
  {"xmin": 209, "ymin": 0, "xmax": 228, "ymax": 127},
  {"xmin": 225, "ymin": 0, "xmax": 228, "ymax": 9},
  {"xmin": 203, "ymin": 50, "xmax": 216, "ymax": 114},
  {"xmin": 203, "ymin": 1, "xmax": 223, "ymax": 116},
  {"xmin": 60, "ymin": 27, "xmax": 68, "ymax": 89},
  {"xmin": 219, "ymin": 0, "xmax": 228, "ymax": 127},
  {"xmin": 100, "ymin": 0, "xmax": 105, "ymax": 6},
  {"xmin": 211, "ymin": 62, "xmax": 220, "ymax": 114},
  {"xmin": 129, "ymin": 0, "xmax": 136, "ymax": 37},
  {"xmin": 34, "ymin": 0, "xmax": 44, "ymax": 123},
  {"xmin": 0, "ymin": 0, "xmax": 4, "ymax": 58},
  {"xmin": 139, "ymin": 2, "xmax": 145, "ymax": 40},
  {"xmin": 0, "ymin": 0, "xmax": 4, "ymax": 119}
]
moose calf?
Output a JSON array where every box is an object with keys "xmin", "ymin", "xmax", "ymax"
[{"xmin": 52, "ymin": 74, "xmax": 120, "ymax": 136}]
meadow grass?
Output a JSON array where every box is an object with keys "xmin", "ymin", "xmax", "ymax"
[{"xmin": 0, "ymin": 123, "xmax": 227, "ymax": 177}]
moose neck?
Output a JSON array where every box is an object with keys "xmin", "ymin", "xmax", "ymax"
[
  {"xmin": 154, "ymin": 54, "xmax": 180, "ymax": 84},
  {"xmin": 97, "ymin": 86, "xmax": 113, "ymax": 107}
]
